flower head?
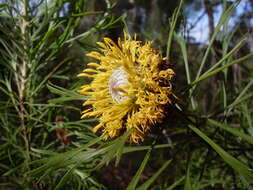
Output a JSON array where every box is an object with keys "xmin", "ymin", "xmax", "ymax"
[{"xmin": 78, "ymin": 34, "xmax": 175, "ymax": 143}]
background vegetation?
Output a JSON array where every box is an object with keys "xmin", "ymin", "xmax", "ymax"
[{"xmin": 0, "ymin": 0, "xmax": 253, "ymax": 189}]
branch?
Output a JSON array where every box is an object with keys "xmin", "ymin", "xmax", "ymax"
[
  {"xmin": 203, "ymin": 0, "xmax": 215, "ymax": 38},
  {"xmin": 19, "ymin": 0, "xmax": 31, "ymax": 166}
]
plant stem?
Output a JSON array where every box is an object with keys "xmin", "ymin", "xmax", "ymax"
[{"xmin": 19, "ymin": 0, "xmax": 30, "ymax": 169}]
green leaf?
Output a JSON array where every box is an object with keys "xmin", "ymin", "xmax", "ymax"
[
  {"xmin": 208, "ymin": 119, "xmax": 253, "ymax": 145},
  {"xmin": 136, "ymin": 159, "xmax": 172, "ymax": 190},
  {"xmin": 165, "ymin": 176, "xmax": 185, "ymax": 190},
  {"xmin": 184, "ymin": 167, "xmax": 192, "ymax": 190},
  {"xmin": 55, "ymin": 166, "xmax": 75, "ymax": 190},
  {"xmin": 47, "ymin": 83, "xmax": 87, "ymax": 103},
  {"xmin": 188, "ymin": 125, "xmax": 253, "ymax": 184},
  {"xmin": 28, "ymin": 137, "xmax": 101, "ymax": 177},
  {"xmin": 203, "ymin": 38, "xmax": 245, "ymax": 76},
  {"xmin": 227, "ymin": 79, "xmax": 253, "ymax": 113},
  {"xmin": 175, "ymin": 34, "xmax": 195, "ymax": 109},
  {"xmin": 32, "ymin": 57, "xmax": 75, "ymax": 96},
  {"xmin": 195, "ymin": 1, "xmax": 239, "ymax": 81},
  {"xmin": 166, "ymin": 0, "xmax": 184, "ymax": 59},
  {"xmin": 97, "ymin": 129, "xmax": 132, "ymax": 167},
  {"xmin": 70, "ymin": 11, "xmax": 104, "ymax": 17},
  {"xmin": 123, "ymin": 144, "xmax": 173, "ymax": 154},
  {"xmin": 31, "ymin": 148, "xmax": 57, "ymax": 156},
  {"xmin": 125, "ymin": 148, "xmax": 152, "ymax": 190},
  {"xmin": 191, "ymin": 52, "xmax": 253, "ymax": 86}
]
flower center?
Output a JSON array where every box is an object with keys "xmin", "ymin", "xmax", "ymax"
[{"xmin": 109, "ymin": 67, "xmax": 129, "ymax": 103}]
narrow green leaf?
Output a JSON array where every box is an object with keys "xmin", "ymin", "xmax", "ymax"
[
  {"xmin": 55, "ymin": 166, "xmax": 75, "ymax": 190},
  {"xmin": 49, "ymin": 96, "xmax": 87, "ymax": 103},
  {"xmin": 136, "ymin": 159, "xmax": 172, "ymax": 190},
  {"xmin": 203, "ymin": 38, "xmax": 245, "ymax": 76},
  {"xmin": 31, "ymin": 148, "xmax": 57, "ymax": 156},
  {"xmin": 97, "ymin": 130, "xmax": 131, "ymax": 167},
  {"xmin": 47, "ymin": 83, "xmax": 87, "ymax": 103},
  {"xmin": 126, "ymin": 148, "xmax": 152, "ymax": 190},
  {"xmin": 165, "ymin": 176, "xmax": 185, "ymax": 190},
  {"xmin": 228, "ymin": 92, "xmax": 253, "ymax": 110},
  {"xmin": 65, "ymin": 13, "xmax": 110, "ymax": 43},
  {"xmin": 191, "ymin": 52, "xmax": 253, "ymax": 86},
  {"xmin": 184, "ymin": 167, "xmax": 192, "ymax": 190},
  {"xmin": 32, "ymin": 57, "xmax": 74, "ymax": 96},
  {"xmin": 102, "ymin": 13, "xmax": 127, "ymax": 30},
  {"xmin": 70, "ymin": 11, "xmax": 103, "ymax": 17},
  {"xmin": 123, "ymin": 144, "xmax": 173, "ymax": 154},
  {"xmin": 188, "ymin": 125, "xmax": 253, "ymax": 183},
  {"xmin": 227, "ymin": 79, "xmax": 253, "ymax": 113},
  {"xmin": 195, "ymin": 1, "xmax": 238, "ymax": 80},
  {"xmin": 166, "ymin": 0, "xmax": 184, "ymax": 59},
  {"xmin": 28, "ymin": 137, "xmax": 101, "ymax": 176},
  {"xmin": 240, "ymin": 175, "xmax": 253, "ymax": 190},
  {"xmin": 208, "ymin": 119, "xmax": 253, "ymax": 145},
  {"xmin": 175, "ymin": 34, "xmax": 195, "ymax": 109},
  {"xmin": 115, "ymin": 129, "xmax": 131, "ymax": 166}
]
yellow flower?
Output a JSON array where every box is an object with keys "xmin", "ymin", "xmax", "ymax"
[{"xmin": 78, "ymin": 34, "xmax": 175, "ymax": 143}]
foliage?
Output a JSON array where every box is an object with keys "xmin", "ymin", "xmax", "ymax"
[{"xmin": 0, "ymin": 0, "xmax": 253, "ymax": 189}]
